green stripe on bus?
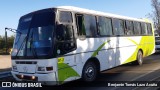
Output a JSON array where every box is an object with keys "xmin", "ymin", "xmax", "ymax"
[
  {"xmin": 58, "ymin": 63, "xmax": 80, "ymax": 84},
  {"xmin": 123, "ymin": 36, "xmax": 155, "ymax": 64},
  {"xmin": 123, "ymin": 38, "xmax": 140, "ymax": 64},
  {"xmin": 127, "ymin": 38, "xmax": 139, "ymax": 46},
  {"xmin": 92, "ymin": 40, "xmax": 111, "ymax": 57}
]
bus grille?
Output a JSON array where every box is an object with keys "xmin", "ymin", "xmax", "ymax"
[{"xmin": 16, "ymin": 61, "xmax": 37, "ymax": 64}]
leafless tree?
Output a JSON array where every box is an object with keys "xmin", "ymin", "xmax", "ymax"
[{"xmin": 151, "ymin": 0, "xmax": 160, "ymax": 30}]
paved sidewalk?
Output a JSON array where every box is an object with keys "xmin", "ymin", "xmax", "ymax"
[{"xmin": 0, "ymin": 55, "xmax": 11, "ymax": 72}]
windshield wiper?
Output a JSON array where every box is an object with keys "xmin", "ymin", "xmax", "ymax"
[{"xmin": 15, "ymin": 35, "xmax": 27, "ymax": 57}]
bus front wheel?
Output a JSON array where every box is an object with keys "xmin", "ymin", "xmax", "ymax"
[{"xmin": 82, "ymin": 61, "xmax": 98, "ymax": 82}]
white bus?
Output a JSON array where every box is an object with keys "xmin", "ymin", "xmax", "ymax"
[{"xmin": 11, "ymin": 6, "xmax": 155, "ymax": 85}]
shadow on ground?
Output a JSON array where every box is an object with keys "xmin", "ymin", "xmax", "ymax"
[{"xmin": 0, "ymin": 68, "xmax": 11, "ymax": 72}]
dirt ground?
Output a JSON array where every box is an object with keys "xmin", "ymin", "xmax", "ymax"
[{"xmin": 0, "ymin": 55, "xmax": 11, "ymax": 71}]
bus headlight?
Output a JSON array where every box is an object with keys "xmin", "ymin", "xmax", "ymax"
[
  {"xmin": 37, "ymin": 67, "xmax": 46, "ymax": 71},
  {"xmin": 37, "ymin": 66, "xmax": 53, "ymax": 72},
  {"xmin": 12, "ymin": 65, "xmax": 17, "ymax": 71}
]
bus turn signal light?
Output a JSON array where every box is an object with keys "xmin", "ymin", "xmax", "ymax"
[{"xmin": 46, "ymin": 67, "xmax": 53, "ymax": 71}]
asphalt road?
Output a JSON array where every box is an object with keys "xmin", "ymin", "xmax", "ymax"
[
  {"xmin": 52, "ymin": 53, "xmax": 160, "ymax": 90},
  {"xmin": 1, "ymin": 53, "xmax": 160, "ymax": 90}
]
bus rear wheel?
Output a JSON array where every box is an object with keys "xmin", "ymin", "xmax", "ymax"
[
  {"xmin": 82, "ymin": 62, "xmax": 98, "ymax": 82},
  {"xmin": 135, "ymin": 50, "xmax": 143, "ymax": 65}
]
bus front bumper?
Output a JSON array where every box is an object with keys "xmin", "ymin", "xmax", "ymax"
[{"xmin": 11, "ymin": 71, "xmax": 58, "ymax": 85}]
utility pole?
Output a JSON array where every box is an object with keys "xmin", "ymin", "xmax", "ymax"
[
  {"xmin": 5, "ymin": 28, "xmax": 8, "ymax": 54},
  {"xmin": 5, "ymin": 27, "xmax": 19, "ymax": 54}
]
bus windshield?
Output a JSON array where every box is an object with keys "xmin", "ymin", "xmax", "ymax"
[{"xmin": 12, "ymin": 11, "xmax": 55, "ymax": 59}]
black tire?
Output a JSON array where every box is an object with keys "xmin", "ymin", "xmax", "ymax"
[
  {"xmin": 135, "ymin": 50, "xmax": 143, "ymax": 65},
  {"xmin": 82, "ymin": 62, "xmax": 98, "ymax": 82}
]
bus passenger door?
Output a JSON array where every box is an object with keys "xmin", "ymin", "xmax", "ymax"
[{"xmin": 55, "ymin": 11, "xmax": 79, "ymax": 83}]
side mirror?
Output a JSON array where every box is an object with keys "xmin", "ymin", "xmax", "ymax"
[
  {"xmin": 65, "ymin": 25, "xmax": 73, "ymax": 40},
  {"xmin": 56, "ymin": 24, "xmax": 65, "ymax": 41},
  {"xmin": 56, "ymin": 24, "xmax": 74, "ymax": 41}
]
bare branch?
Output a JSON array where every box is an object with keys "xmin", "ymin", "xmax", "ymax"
[{"xmin": 151, "ymin": 0, "xmax": 160, "ymax": 29}]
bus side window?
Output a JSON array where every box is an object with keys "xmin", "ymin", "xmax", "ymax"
[
  {"xmin": 83, "ymin": 15, "xmax": 97, "ymax": 37},
  {"xmin": 147, "ymin": 23, "xmax": 153, "ymax": 35},
  {"xmin": 76, "ymin": 14, "xmax": 86, "ymax": 39},
  {"xmin": 59, "ymin": 11, "xmax": 73, "ymax": 23},
  {"xmin": 141, "ymin": 22, "xmax": 148, "ymax": 35},
  {"xmin": 76, "ymin": 14, "xmax": 97, "ymax": 38},
  {"xmin": 133, "ymin": 22, "xmax": 141, "ymax": 35},
  {"xmin": 98, "ymin": 16, "xmax": 113, "ymax": 36},
  {"xmin": 112, "ymin": 18, "xmax": 125, "ymax": 36},
  {"xmin": 125, "ymin": 20, "xmax": 134, "ymax": 35},
  {"xmin": 57, "ymin": 11, "xmax": 74, "ymax": 41}
]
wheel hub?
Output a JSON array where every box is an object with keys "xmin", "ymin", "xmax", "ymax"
[
  {"xmin": 138, "ymin": 53, "xmax": 143, "ymax": 64},
  {"xmin": 85, "ymin": 67, "xmax": 94, "ymax": 79}
]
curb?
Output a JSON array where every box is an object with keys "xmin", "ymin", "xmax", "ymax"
[{"xmin": 0, "ymin": 71, "xmax": 11, "ymax": 79}]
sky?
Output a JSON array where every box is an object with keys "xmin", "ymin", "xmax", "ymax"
[{"xmin": 0, "ymin": 0, "xmax": 153, "ymax": 36}]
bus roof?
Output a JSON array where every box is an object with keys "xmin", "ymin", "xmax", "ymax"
[{"xmin": 56, "ymin": 6, "xmax": 148, "ymax": 22}]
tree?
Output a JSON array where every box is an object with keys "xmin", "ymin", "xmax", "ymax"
[
  {"xmin": 151, "ymin": 0, "xmax": 160, "ymax": 30},
  {"xmin": 0, "ymin": 35, "xmax": 15, "ymax": 54},
  {"xmin": 0, "ymin": 36, "xmax": 5, "ymax": 49},
  {"xmin": 7, "ymin": 35, "xmax": 15, "ymax": 48}
]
